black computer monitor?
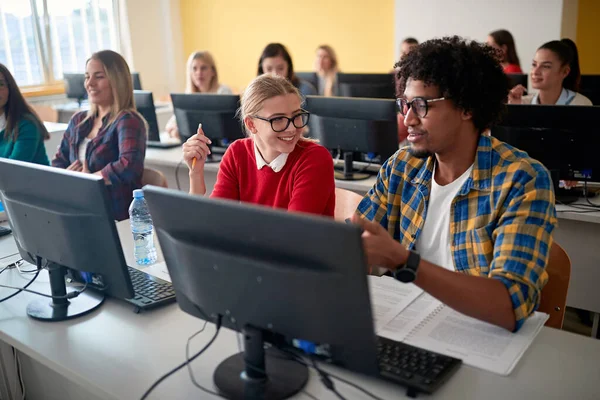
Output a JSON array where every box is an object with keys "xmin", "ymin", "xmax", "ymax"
[
  {"xmin": 506, "ymin": 73, "xmax": 527, "ymax": 90},
  {"xmin": 0, "ymin": 159, "xmax": 136, "ymax": 321},
  {"xmin": 131, "ymin": 72, "xmax": 142, "ymax": 90},
  {"xmin": 491, "ymin": 105, "xmax": 600, "ymax": 201},
  {"xmin": 295, "ymin": 72, "xmax": 319, "ymax": 91},
  {"xmin": 170, "ymin": 93, "xmax": 245, "ymax": 162},
  {"xmin": 305, "ymin": 95, "xmax": 398, "ymax": 180},
  {"xmin": 143, "ymin": 186, "xmax": 378, "ymax": 399},
  {"xmin": 63, "ymin": 73, "xmax": 87, "ymax": 106},
  {"xmin": 134, "ymin": 90, "xmax": 179, "ymax": 149},
  {"xmin": 337, "ymin": 73, "xmax": 396, "ymax": 99},
  {"xmin": 579, "ymin": 75, "xmax": 600, "ymax": 105}
]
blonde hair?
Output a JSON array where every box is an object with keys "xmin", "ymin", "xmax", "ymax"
[
  {"xmin": 316, "ymin": 44, "xmax": 339, "ymax": 72},
  {"xmin": 185, "ymin": 51, "xmax": 220, "ymax": 93},
  {"xmin": 82, "ymin": 50, "xmax": 142, "ymax": 128},
  {"xmin": 239, "ymin": 74, "xmax": 313, "ymax": 141}
]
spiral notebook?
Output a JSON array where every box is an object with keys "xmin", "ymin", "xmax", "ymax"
[{"xmin": 369, "ymin": 276, "xmax": 548, "ymax": 376}]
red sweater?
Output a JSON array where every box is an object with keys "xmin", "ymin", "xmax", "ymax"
[
  {"xmin": 503, "ymin": 64, "xmax": 522, "ymax": 74},
  {"xmin": 210, "ymin": 138, "xmax": 335, "ymax": 217}
]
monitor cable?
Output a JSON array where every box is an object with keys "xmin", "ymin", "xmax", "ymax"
[{"xmin": 140, "ymin": 314, "xmax": 223, "ymax": 400}]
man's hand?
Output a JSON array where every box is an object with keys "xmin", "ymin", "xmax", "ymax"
[{"xmin": 350, "ymin": 214, "xmax": 409, "ymax": 271}]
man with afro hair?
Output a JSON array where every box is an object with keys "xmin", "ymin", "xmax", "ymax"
[{"xmin": 352, "ymin": 36, "xmax": 557, "ymax": 332}]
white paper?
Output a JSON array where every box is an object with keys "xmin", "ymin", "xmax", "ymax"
[
  {"xmin": 134, "ymin": 261, "xmax": 171, "ymax": 283},
  {"xmin": 378, "ymin": 292, "xmax": 441, "ymax": 341},
  {"xmin": 405, "ymin": 306, "xmax": 548, "ymax": 375},
  {"xmin": 368, "ymin": 275, "xmax": 423, "ymax": 331}
]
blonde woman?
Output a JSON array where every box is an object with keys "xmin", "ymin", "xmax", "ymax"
[
  {"xmin": 314, "ymin": 45, "xmax": 339, "ymax": 97},
  {"xmin": 182, "ymin": 74, "xmax": 335, "ymax": 217},
  {"xmin": 166, "ymin": 51, "xmax": 232, "ymax": 139},
  {"xmin": 52, "ymin": 50, "xmax": 147, "ymax": 221}
]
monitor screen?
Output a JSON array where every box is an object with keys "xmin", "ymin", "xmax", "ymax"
[
  {"xmin": 337, "ymin": 73, "xmax": 396, "ymax": 99},
  {"xmin": 134, "ymin": 90, "xmax": 160, "ymax": 142}
]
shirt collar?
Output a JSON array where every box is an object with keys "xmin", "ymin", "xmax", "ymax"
[
  {"xmin": 0, "ymin": 114, "xmax": 5, "ymax": 132},
  {"xmin": 532, "ymin": 88, "xmax": 573, "ymax": 105},
  {"xmin": 254, "ymin": 140, "xmax": 289, "ymax": 173}
]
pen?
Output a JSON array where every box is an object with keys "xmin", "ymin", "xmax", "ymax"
[{"xmin": 191, "ymin": 123, "xmax": 202, "ymax": 171}]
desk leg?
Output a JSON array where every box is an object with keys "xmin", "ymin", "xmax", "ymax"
[{"xmin": 593, "ymin": 313, "xmax": 600, "ymax": 339}]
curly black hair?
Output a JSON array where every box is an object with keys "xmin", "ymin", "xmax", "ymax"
[{"xmin": 395, "ymin": 36, "xmax": 509, "ymax": 133}]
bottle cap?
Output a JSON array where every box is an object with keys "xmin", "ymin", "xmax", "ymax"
[{"xmin": 133, "ymin": 189, "xmax": 144, "ymax": 199}]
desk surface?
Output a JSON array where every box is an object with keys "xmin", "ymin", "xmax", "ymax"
[{"xmin": 1, "ymin": 222, "xmax": 600, "ymax": 399}]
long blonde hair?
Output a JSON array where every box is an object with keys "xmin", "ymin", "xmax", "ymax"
[
  {"xmin": 239, "ymin": 74, "xmax": 312, "ymax": 142},
  {"xmin": 185, "ymin": 51, "xmax": 220, "ymax": 93},
  {"xmin": 82, "ymin": 50, "xmax": 141, "ymax": 128},
  {"xmin": 315, "ymin": 45, "xmax": 339, "ymax": 97}
]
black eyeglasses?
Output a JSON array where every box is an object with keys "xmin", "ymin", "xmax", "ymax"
[
  {"xmin": 252, "ymin": 111, "xmax": 310, "ymax": 133},
  {"xmin": 396, "ymin": 97, "xmax": 447, "ymax": 118}
]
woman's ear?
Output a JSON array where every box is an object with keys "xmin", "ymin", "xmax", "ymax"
[
  {"xmin": 244, "ymin": 116, "xmax": 257, "ymax": 134},
  {"xmin": 561, "ymin": 65, "xmax": 571, "ymax": 80}
]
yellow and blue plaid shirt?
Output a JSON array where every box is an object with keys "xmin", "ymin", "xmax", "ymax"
[{"xmin": 357, "ymin": 134, "xmax": 557, "ymax": 331}]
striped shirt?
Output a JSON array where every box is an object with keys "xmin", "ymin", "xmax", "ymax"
[{"xmin": 357, "ymin": 134, "xmax": 557, "ymax": 331}]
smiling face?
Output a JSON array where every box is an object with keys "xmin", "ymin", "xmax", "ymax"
[
  {"xmin": 0, "ymin": 73, "xmax": 8, "ymax": 115},
  {"xmin": 245, "ymin": 93, "xmax": 304, "ymax": 161},
  {"xmin": 530, "ymin": 48, "xmax": 569, "ymax": 91},
  {"xmin": 401, "ymin": 78, "xmax": 468, "ymax": 158},
  {"xmin": 85, "ymin": 58, "xmax": 113, "ymax": 108},
  {"xmin": 190, "ymin": 58, "xmax": 215, "ymax": 92}
]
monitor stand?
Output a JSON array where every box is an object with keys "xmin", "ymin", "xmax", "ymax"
[
  {"xmin": 335, "ymin": 151, "xmax": 370, "ymax": 181},
  {"xmin": 213, "ymin": 325, "xmax": 308, "ymax": 400},
  {"xmin": 27, "ymin": 263, "xmax": 104, "ymax": 321}
]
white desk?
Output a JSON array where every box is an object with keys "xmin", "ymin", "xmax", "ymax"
[
  {"xmin": 1, "ymin": 222, "xmax": 600, "ymax": 399},
  {"xmin": 43, "ymin": 121, "xmax": 68, "ymax": 160}
]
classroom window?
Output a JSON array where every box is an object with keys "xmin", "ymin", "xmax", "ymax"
[{"xmin": 0, "ymin": 0, "xmax": 119, "ymax": 87}]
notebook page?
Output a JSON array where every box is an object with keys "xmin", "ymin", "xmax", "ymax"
[
  {"xmin": 377, "ymin": 292, "xmax": 442, "ymax": 342},
  {"xmin": 404, "ymin": 306, "xmax": 548, "ymax": 375},
  {"xmin": 368, "ymin": 275, "xmax": 423, "ymax": 331}
]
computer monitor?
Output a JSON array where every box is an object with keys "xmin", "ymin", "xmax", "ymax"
[
  {"xmin": 143, "ymin": 186, "xmax": 378, "ymax": 399},
  {"xmin": 131, "ymin": 72, "xmax": 142, "ymax": 90},
  {"xmin": 491, "ymin": 105, "xmax": 600, "ymax": 201},
  {"xmin": 579, "ymin": 74, "xmax": 600, "ymax": 105},
  {"xmin": 506, "ymin": 73, "xmax": 527, "ymax": 90},
  {"xmin": 295, "ymin": 72, "xmax": 319, "ymax": 91},
  {"xmin": 170, "ymin": 93, "xmax": 245, "ymax": 162},
  {"xmin": 0, "ymin": 159, "xmax": 136, "ymax": 321},
  {"xmin": 337, "ymin": 73, "xmax": 396, "ymax": 99},
  {"xmin": 304, "ymin": 95, "xmax": 398, "ymax": 180},
  {"xmin": 134, "ymin": 90, "xmax": 179, "ymax": 149},
  {"xmin": 63, "ymin": 73, "xmax": 87, "ymax": 106}
]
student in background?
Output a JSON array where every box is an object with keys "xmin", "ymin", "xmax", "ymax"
[
  {"xmin": 400, "ymin": 37, "xmax": 419, "ymax": 59},
  {"xmin": 314, "ymin": 45, "xmax": 339, "ymax": 97},
  {"xmin": 52, "ymin": 50, "xmax": 147, "ymax": 221},
  {"xmin": 257, "ymin": 43, "xmax": 317, "ymax": 97},
  {"xmin": 166, "ymin": 51, "xmax": 232, "ymax": 139},
  {"xmin": 487, "ymin": 29, "xmax": 522, "ymax": 73},
  {"xmin": 353, "ymin": 36, "xmax": 556, "ymax": 332},
  {"xmin": 0, "ymin": 63, "xmax": 50, "ymax": 165},
  {"xmin": 183, "ymin": 74, "xmax": 335, "ymax": 217},
  {"xmin": 509, "ymin": 39, "xmax": 592, "ymax": 105}
]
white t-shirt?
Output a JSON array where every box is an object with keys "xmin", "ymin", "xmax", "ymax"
[
  {"xmin": 415, "ymin": 163, "xmax": 474, "ymax": 271},
  {"xmin": 78, "ymin": 138, "xmax": 91, "ymax": 163}
]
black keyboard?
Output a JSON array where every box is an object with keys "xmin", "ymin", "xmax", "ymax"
[
  {"xmin": 377, "ymin": 336, "xmax": 462, "ymax": 395},
  {"xmin": 0, "ymin": 226, "xmax": 12, "ymax": 237},
  {"xmin": 126, "ymin": 266, "xmax": 176, "ymax": 310},
  {"xmin": 147, "ymin": 140, "xmax": 180, "ymax": 149}
]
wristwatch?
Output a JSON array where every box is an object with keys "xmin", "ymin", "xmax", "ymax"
[{"xmin": 393, "ymin": 250, "xmax": 421, "ymax": 283}]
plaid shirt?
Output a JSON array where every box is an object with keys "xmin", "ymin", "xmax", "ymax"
[
  {"xmin": 358, "ymin": 134, "xmax": 557, "ymax": 331},
  {"xmin": 52, "ymin": 111, "xmax": 146, "ymax": 221}
]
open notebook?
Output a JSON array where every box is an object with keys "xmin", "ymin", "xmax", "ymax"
[{"xmin": 369, "ymin": 275, "xmax": 548, "ymax": 376}]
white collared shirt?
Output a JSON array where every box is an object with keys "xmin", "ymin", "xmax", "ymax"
[{"xmin": 254, "ymin": 141, "xmax": 289, "ymax": 173}]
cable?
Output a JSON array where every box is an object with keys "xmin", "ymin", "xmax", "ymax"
[
  {"xmin": 0, "ymin": 256, "xmax": 43, "ymax": 304},
  {"xmin": 185, "ymin": 320, "xmax": 224, "ymax": 398},
  {"xmin": 0, "ymin": 280, "xmax": 88, "ymax": 299},
  {"xmin": 140, "ymin": 315, "xmax": 222, "ymax": 400},
  {"xmin": 175, "ymin": 158, "xmax": 185, "ymax": 191},
  {"xmin": 310, "ymin": 356, "xmax": 348, "ymax": 400},
  {"xmin": 584, "ymin": 181, "xmax": 600, "ymax": 208}
]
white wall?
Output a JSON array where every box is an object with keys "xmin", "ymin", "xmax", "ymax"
[
  {"xmin": 119, "ymin": 0, "xmax": 185, "ymax": 99},
  {"xmin": 394, "ymin": 0, "xmax": 565, "ymax": 73}
]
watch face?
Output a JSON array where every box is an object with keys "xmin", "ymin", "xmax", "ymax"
[{"xmin": 395, "ymin": 268, "xmax": 416, "ymax": 283}]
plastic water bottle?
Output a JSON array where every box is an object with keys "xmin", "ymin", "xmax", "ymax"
[{"xmin": 129, "ymin": 189, "xmax": 157, "ymax": 265}]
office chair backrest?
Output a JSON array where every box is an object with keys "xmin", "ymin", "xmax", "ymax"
[
  {"xmin": 141, "ymin": 168, "xmax": 168, "ymax": 188},
  {"xmin": 538, "ymin": 242, "xmax": 571, "ymax": 329},
  {"xmin": 334, "ymin": 188, "xmax": 364, "ymax": 222}
]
